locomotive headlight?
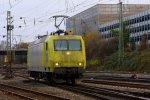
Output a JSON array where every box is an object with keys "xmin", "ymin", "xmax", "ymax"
[
  {"xmin": 55, "ymin": 62, "xmax": 60, "ymax": 67},
  {"xmin": 66, "ymin": 52, "xmax": 70, "ymax": 55},
  {"xmin": 78, "ymin": 62, "xmax": 83, "ymax": 66}
]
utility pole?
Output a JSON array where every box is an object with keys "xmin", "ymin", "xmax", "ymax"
[
  {"xmin": 5, "ymin": 11, "xmax": 14, "ymax": 78},
  {"xmin": 73, "ymin": 18, "xmax": 76, "ymax": 34},
  {"xmin": 118, "ymin": 0, "xmax": 124, "ymax": 65},
  {"xmin": 81, "ymin": 19, "xmax": 88, "ymax": 37}
]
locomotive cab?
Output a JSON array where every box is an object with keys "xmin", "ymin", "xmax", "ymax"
[{"xmin": 52, "ymin": 37, "xmax": 86, "ymax": 80}]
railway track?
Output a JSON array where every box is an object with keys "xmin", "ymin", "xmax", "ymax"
[
  {"xmin": 84, "ymin": 75, "xmax": 150, "ymax": 83},
  {"xmin": 56, "ymin": 84, "xmax": 149, "ymax": 100},
  {"xmin": 12, "ymin": 74, "xmax": 150, "ymax": 99},
  {"xmin": 0, "ymin": 83, "xmax": 69, "ymax": 100},
  {"xmin": 83, "ymin": 73, "xmax": 150, "ymax": 85},
  {"xmin": 81, "ymin": 79, "xmax": 150, "ymax": 90},
  {"xmin": 1, "ymin": 70, "xmax": 150, "ymax": 100}
]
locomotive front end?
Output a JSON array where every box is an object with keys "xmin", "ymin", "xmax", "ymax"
[{"xmin": 52, "ymin": 36, "xmax": 86, "ymax": 80}]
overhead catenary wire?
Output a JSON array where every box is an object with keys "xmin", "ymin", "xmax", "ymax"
[
  {"xmin": 1, "ymin": 0, "xmax": 150, "ymax": 43},
  {"xmin": 8, "ymin": 2, "xmax": 103, "ymax": 35},
  {"xmin": 17, "ymin": 18, "xmax": 55, "ymax": 36},
  {"xmin": 10, "ymin": 0, "xmax": 102, "ymax": 33},
  {"xmin": 0, "ymin": 0, "xmax": 24, "ymax": 15},
  {"xmin": 14, "ymin": 0, "xmax": 58, "ymax": 18},
  {"xmin": 11, "ymin": 0, "xmax": 100, "ymax": 20},
  {"xmin": 0, "ymin": 0, "xmax": 111, "ymax": 27},
  {"xmin": 1, "ymin": 0, "xmax": 147, "ymax": 27},
  {"xmin": 9, "ymin": 0, "xmax": 12, "ymax": 8}
]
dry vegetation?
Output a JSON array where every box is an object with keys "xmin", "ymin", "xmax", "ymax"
[
  {"xmin": 84, "ymin": 32, "xmax": 118, "ymax": 70},
  {"xmin": 84, "ymin": 32, "xmax": 150, "ymax": 73}
]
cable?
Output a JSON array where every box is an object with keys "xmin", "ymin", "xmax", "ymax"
[
  {"xmin": 2, "ymin": 0, "xmax": 150, "ymax": 43},
  {"xmin": 0, "ymin": 0, "xmax": 24, "ymax": 15},
  {"xmin": 9, "ymin": 0, "xmax": 12, "ymax": 8},
  {"xmin": 10, "ymin": 0, "xmax": 24, "ymax": 9},
  {"xmin": 99, "ymin": 0, "xmax": 114, "ymax": 3},
  {"xmin": 65, "ymin": 0, "xmax": 100, "ymax": 14},
  {"xmin": 17, "ymin": 19, "xmax": 55, "ymax": 36},
  {"xmin": 12, "ymin": 0, "xmax": 100, "ymax": 20},
  {"xmin": 16, "ymin": 0, "xmax": 57, "ymax": 18},
  {"xmin": 0, "ymin": 2, "xmax": 102, "ymax": 39}
]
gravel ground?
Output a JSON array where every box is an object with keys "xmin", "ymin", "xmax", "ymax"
[
  {"xmin": 0, "ymin": 74, "xmax": 96, "ymax": 100},
  {"xmin": 0, "ymin": 91, "xmax": 19, "ymax": 100}
]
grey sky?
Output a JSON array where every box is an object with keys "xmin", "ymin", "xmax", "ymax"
[{"xmin": 0, "ymin": 0, "xmax": 150, "ymax": 43}]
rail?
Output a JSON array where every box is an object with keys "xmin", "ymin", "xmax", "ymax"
[
  {"xmin": 0, "ymin": 83, "xmax": 69, "ymax": 100},
  {"xmin": 81, "ymin": 79, "xmax": 150, "ymax": 90},
  {"xmin": 56, "ymin": 84, "xmax": 149, "ymax": 100}
]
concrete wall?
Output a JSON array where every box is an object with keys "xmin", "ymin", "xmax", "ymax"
[{"xmin": 66, "ymin": 4, "xmax": 150, "ymax": 35}]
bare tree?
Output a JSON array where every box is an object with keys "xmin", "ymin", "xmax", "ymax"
[
  {"xmin": 84, "ymin": 32, "xmax": 118, "ymax": 65},
  {"xmin": 17, "ymin": 42, "xmax": 29, "ymax": 49},
  {"xmin": 139, "ymin": 33, "xmax": 148, "ymax": 51}
]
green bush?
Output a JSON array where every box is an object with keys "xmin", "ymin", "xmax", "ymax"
[
  {"xmin": 86, "ymin": 59, "xmax": 101, "ymax": 71},
  {"xmin": 104, "ymin": 49, "xmax": 150, "ymax": 72},
  {"xmin": 87, "ymin": 59, "xmax": 100, "ymax": 67}
]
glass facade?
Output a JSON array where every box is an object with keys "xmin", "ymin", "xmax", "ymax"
[{"xmin": 99, "ymin": 10, "xmax": 150, "ymax": 42}]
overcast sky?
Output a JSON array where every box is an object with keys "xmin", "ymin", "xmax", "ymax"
[{"xmin": 0, "ymin": 0, "xmax": 150, "ymax": 43}]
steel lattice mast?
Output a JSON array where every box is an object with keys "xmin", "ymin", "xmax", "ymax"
[
  {"xmin": 5, "ymin": 11, "xmax": 13, "ymax": 78},
  {"xmin": 118, "ymin": 0, "xmax": 124, "ymax": 65}
]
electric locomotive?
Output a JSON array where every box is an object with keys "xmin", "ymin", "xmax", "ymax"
[{"xmin": 27, "ymin": 31, "xmax": 86, "ymax": 84}]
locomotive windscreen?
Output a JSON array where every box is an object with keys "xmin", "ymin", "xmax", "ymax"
[{"xmin": 54, "ymin": 40, "xmax": 81, "ymax": 51}]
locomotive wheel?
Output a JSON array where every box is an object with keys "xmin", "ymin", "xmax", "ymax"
[
  {"xmin": 66, "ymin": 79, "xmax": 76, "ymax": 85},
  {"xmin": 32, "ymin": 72, "xmax": 39, "ymax": 81},
  {"xmin": 49, "ymin": 77, "xmax": 55, "ymax": 84},
  {"xmin": 46, "ymin": 73, "xmax": 55, "ymax": 85},
  {"xmin": 71, "ymin": 79, "xmax": 75, "ymax": 85},
  {"xmin": 66, "ymin": 79, "xmax": 70, "ymax": 84}
]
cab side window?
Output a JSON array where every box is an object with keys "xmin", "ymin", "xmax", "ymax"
[{"xmin": 46, "ymin": 42, "xmax": 48, "ymax": 51}]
